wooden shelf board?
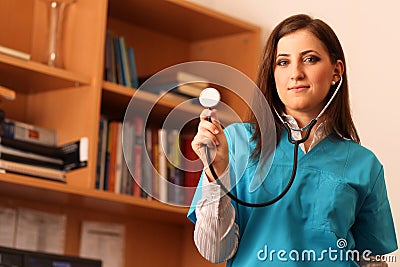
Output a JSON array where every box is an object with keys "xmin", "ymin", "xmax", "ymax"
[
  {"xmin": 0, "ymin": 54, "xmax": 91, "ymax": 93},
  {"xmin": 0, "ymin": 173, "xmax": 188, "ymax": 225},
  {"xmin": 102, "ymin": 81, "xmax": 235, "ymax": 126},
  {"xmin": 108, "ymin": 0, "xmax": 259, "ymax": 41},
  {"xmin": 102, "ymin": 81, "xmax": 203, "ymax": 121}
]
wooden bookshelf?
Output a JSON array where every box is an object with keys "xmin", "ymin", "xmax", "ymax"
[
  {"xmin": 0, "ymin": 173, "xmax": 187, "ymax": 224},
  {"xmin": 0, "ymin": 0, "xmax": 261, "ymax": 266},
  {"xmin": 0, "ymin": 54, "xmax": 91, "ymax": 92}
]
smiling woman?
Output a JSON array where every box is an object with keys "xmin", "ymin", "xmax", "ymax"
[
  {"xmin": 187, "ymin": 14, "xmax": 397, "ymax": 267},
  {"xmin": 273, "ymin": 29, "xmax": 344, "ymax": 150}
]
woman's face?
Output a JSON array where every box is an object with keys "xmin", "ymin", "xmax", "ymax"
[{"xmin": 274, "ymin": 29, "xmax": 342, "ymax": 119}]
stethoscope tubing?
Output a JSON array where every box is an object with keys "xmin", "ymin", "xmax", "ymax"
[
  {"xmin": 205, "ymin": 118, "xmax": 315, "ymax": 208},
  {"xmin": 203, "ymin": 76, "xmax": 342, "ymax": 207}
]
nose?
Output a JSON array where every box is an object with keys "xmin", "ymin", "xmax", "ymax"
[{"xmin": 290, "ymin": 62, "xmax": 305, "ymax": 80}]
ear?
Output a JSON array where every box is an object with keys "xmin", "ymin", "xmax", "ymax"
[{"xmin": 333, "ymin": 60, "xmax": 344, "ymax": 83}]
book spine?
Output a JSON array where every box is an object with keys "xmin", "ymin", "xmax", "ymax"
[
  {"xmin": 142, "ymin": 127, "xmax": 153, "ymax": 199},
  {"xmin": 0, "ymin": 136, "xmax": 88, "ymax": 172},
  {"xmin": 0, "ymin": 153, "xmax": 64, "ymax": 170},
  {"xmin": 114, "ymin": 123, "xmax": 123, "ymax": 194},
  {"xmin": 113, "ymin": 37, "xmax": 124, "ymax": 86},
  {"xmin": 133, "ymin": 117, "xmax": 144, "ymax": 198},
  {"xmin": 151, "ymin": 128, "xmax": 159, "ymax": 199},
  {"xmin": 96, "ymin": 116, "xmax": 108, "ymax": 190},
  {"xmin": 158, "ymin": 129, "xmax": 168, "ymax": 203},
  {"xmin": 1, "ymin": 120, "xmax": 57, "ymax": 146},
  {"xmin": 127, "ymin": 47, "xmax": 139, "ymax": 88},
  {"xmin": 118, "ymin": 37, "xmax": 132, "ymax": 88},
  {"xmin": 0, "ymin": 45, "xmax": 31, "ymax": 60},
  {"xmin": 107, "ymin": 121, "xmax": 118, "ymax": 192},
  {"xmin": 0, "ymin": 159, "xmax": 66, "ymax": 182},
  {"xmin": 183, "ymin": 137, "xmax": 202, "ymax": 205}
]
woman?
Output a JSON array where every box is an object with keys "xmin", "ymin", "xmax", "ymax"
[{"xmin": 187, "ymin": 14, "xmax": 397, "ymax": 266}]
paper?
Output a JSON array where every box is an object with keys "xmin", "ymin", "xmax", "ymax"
[
  {"xmin": 0, "ymin": 207, "xmax": 17, "ymax": 247},
  {"xmin": 15, "ymin": 208, "xmax": 66, "ymax": 254},
  {"xmin": 80, "ymin": 221, "xmax": 125, "ymax": 267}
]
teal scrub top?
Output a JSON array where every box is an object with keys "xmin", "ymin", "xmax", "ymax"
[{"xmin": 188, "ymin": 123, "xmax": 397, "ymax": 266}]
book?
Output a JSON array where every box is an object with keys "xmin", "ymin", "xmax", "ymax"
[
  {"xmin": 0, "ymin": 207, "xmax": 17, "ymax": 247},
  {"xmin": 127, "ymin": 47, "xmax": 139, "ymax": 88},
  {"xmin": 0, "ymin": 159, "xmax": 66, "ymax": 182},
  {"xmin": 1, "ymin": 119, "xmax": 57, "ymax": 146},
  {"xmin": 142, "ymin": 127, "xmax": 153, "ymax": 199},
  {"xmin": 104, "ymin": 31, "xmax": 117, "ymax": 83},
  {"xmin": 113, "ymin": 37, "xmax": 124, "ymax": 86},
  {"xmin": 183, "ymin": 136, "xmax": 202, "ymax": 205},
  {"xmin": 106, "ymin": 121, "xmax": 119, "ymax": 192},
  {"xmin": 158, "ymin": 128, "xmax": 168, "ymax": 203},
  {"xmin": 80, "ymin": 221, "xmax": 125, "ymax": 267},
  {"xmin": 132, "ymin": 117, "xmax": 144, "ymax": 197},
  {"xmin": 118, "ymin": 36, "xmax": 132, "ymax": 88},
  {"xmin": 114, "ymin": 123, "xmax": 123, "ymax": 194},
  {"xmin": 151, "ymin": 128, "xmax": 159, "ymax": 199},
  {"xmin": 0, "ymin": 145, "xmax": 64, "ymax": 170},
  {"xmin": 95, "ymin": 116, "xmax": 108, "ymax": 190},
  {"xmin": 0, "ymin": 136, "xmax": 88, "ymax": 171},
  {"xmin": 167, "ymin": 129, "xmax": 185, "ymax": 205},
  {"xmin": 0, "ymin": 45, "xmax": 31, "ymax": 60},
  {"xmin": 139, "ymin": 71, "xmax": 209, "ymax": 95},
  {"xmin": 158, "ymin": 90, "xmax": 201, "ymax": 105},
  {"xmin": 15, "ymin": 208, "xmax": 66, "ymax": 254}
]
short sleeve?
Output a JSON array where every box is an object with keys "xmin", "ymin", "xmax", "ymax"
[{"xmin": 351, "ymin": 166, "xmax": 398, "ymax": 255}]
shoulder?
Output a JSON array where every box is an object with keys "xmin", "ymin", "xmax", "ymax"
[
  {"xmin": 223, "ymin": 123, "xmax": 255, "ymax": 158},
  {"xmin": 224, "ymin": 122, "xmax": 254, "ymax": 142},
  {"xmin": 342, "ymin": 139, "xmax": 382, "ymax": 168},
  {"xmin": 334, "ymin": 139, "xmax": 383, "ymax": 185}
]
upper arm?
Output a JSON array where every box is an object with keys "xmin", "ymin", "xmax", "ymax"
[{"xmin": 351, "ymin": 166, "xmax": 397, "ymax": 255}]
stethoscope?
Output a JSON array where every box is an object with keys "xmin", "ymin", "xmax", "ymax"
[{"xmin": 199, "ymin": 76, "xmax": 343, "ymax": 207}]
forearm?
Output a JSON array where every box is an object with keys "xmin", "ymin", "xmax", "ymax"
[{"xmin": 193, "ymin": 170, "xmax": 239, "ymax": 263}]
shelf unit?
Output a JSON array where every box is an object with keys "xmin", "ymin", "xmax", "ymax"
[{"xmin": 0, "ymin": 0, "xmax": 261, "ymax": 266}]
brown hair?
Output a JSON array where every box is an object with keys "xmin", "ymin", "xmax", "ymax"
[{"xmin": 249, "ymin": 14, "xmax": 360, "ymax": 160}]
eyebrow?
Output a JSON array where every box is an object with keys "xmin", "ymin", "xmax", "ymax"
[{"xmin": 277, "ymin": 49, "xmax": 321, "ymax": 57}]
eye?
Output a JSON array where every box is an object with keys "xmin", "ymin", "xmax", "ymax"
[
  {"xmin": 304, "ymin": 56, "xmax": 320, "ymax": 63},
  {"xmin": 276, "ymin": 59, "xmax": 289, "ymax": 66}
]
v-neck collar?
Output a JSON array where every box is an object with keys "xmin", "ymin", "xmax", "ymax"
[{"xmin": 278, "ymin": 128, "xmax": 333, "ymax": 163}]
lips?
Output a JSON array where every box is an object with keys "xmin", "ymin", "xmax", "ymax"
[{"xmin": 289, "ymin": 85, "xmax": 310, "ymax": 92}]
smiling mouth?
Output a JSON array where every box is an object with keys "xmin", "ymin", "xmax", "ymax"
[{"xmin": 289, "ymin": 85, "xmax": 310, "ymax": 92}]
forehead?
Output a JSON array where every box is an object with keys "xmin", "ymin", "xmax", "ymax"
[{"xmin": 276, "ymin": 29, "xmax": 328, "ymax": 55}]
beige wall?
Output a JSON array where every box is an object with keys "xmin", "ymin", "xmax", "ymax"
[{"xmin": 188, "ymin": 0, "xmax": 400, "ymax": 264}]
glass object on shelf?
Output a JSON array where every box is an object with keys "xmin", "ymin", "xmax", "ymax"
[{"xmin": 41, "ymin": 0, "xmax": 76, "ymax": 68}]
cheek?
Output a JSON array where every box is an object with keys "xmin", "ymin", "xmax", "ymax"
[
  {"xmin": 313, "ymin": 70, "xmax": 333, "ymax": 95},
  {"xmin": 274, "ymin": 71, "xmax": 287, "ymax": 96}
]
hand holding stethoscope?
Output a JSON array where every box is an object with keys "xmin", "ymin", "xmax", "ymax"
[{"xmin": 191, "ymin": 89, "xmax": 229, "ymax": 182}]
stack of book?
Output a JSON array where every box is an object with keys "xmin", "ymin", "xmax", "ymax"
[
  {"xmin": 0, "ymin": 118, "xmax": 88, "ymax": 182},
  {"xmin": 139, "ymin": 70, "xmax": 209, "ymax": 104},
  {"xmin": 104, "ymin": 31, "xmax": 139, "ymax": 89}
]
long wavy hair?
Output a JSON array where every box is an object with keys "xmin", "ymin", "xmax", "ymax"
[{"xmin": 249, "ymin": 14, "xmax": 360, "ymax": 160}]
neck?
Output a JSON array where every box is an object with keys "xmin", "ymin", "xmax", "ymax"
[{"xmin": 285, "ymin": 110, "xmax": 316, "ymax": 129}]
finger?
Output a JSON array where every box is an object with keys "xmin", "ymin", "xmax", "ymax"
[
  {"xmin": 192, "ymin": 130, "xmax": 219, "ymax": 148},
  {"xmin": 199, "ymin": 109, "xmax": 212, "ymax": 121},
  {"xmin": 208, "ymin": 109, "xmax": 223, "ymax": 131},
  {"xmin": 196, "ymin": 130, "xmax": 220, "ymax": 147},
  {"xmin": 198, "ymin": 120, "xmax": 220, "ymax": 135}
]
